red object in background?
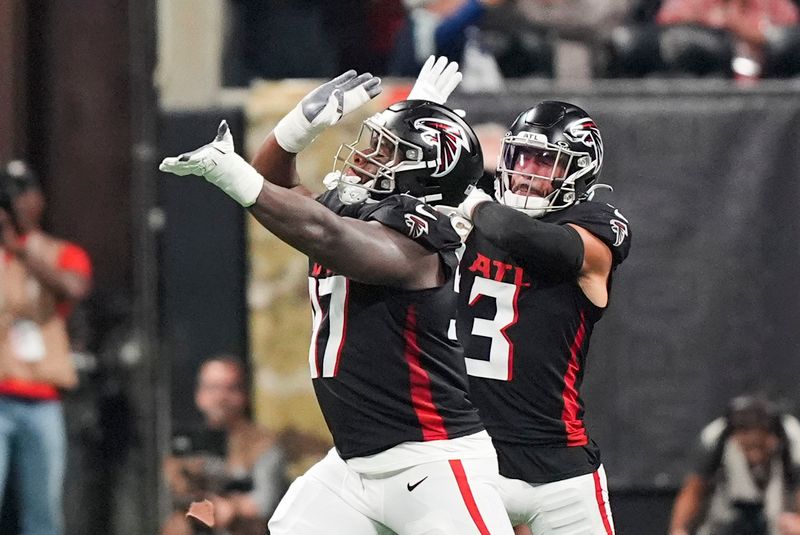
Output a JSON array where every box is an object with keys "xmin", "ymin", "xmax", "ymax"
[
  {"xmin": 383, "ymin": 84, "xmax": 414, "ymax": 105},
  {"xmin": 367, "ymin": 0, "xmax": 407, "ymax": 55}
]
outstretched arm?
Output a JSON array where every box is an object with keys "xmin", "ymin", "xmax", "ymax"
[
  {"xmin": 160, "ymin": 123, "xmax": 441, "ymax": 290},
  {"xmin": 250, "ymin": 56, "xmax": 459, "ymax": 196},
  {"xmin": 250, "ymin": 71, "xmax": 382, "ymax": 195},
  {"xmin": 247, "ymin": 183, "xmax": 441, "ymax": 288}
]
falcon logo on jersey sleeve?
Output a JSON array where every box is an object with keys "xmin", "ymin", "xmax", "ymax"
[
  {"xmin": 607, "ymin": 205, "xmax": 629, "ymax": 247},
  {"xmin": 610, "ymin": 219, "xmax": 628, "ymax": 247},
  {"xmin": 405, "ymin": 213, "xmax": 430, "ymax": 238},
  {"xmin": 414, "ymin": 118, "xmax": 471, "ymax": 178}
]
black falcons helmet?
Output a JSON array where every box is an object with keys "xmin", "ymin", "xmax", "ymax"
[
  {"xmin": 330, "ymin": 100, "xmax": 483, "ymax": 206},
  {"xmin": 496, "ymin": 101, "xmax": 604, "ymax": 216}
]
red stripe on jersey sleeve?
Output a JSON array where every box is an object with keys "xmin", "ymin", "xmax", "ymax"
[
  {"xmin": 593, "ymin": 469, "xmax": 615, "ymax": 534},
  {"xmin": 404, "ymin": 305, "xmax": 448, "ymax": 441},
  {"xmin": 561, "ymin": 310, "xmax": 588, "ymax": 446},
  {"xmin": 448, "ymin": 459, "xmax": 491, "ymax": 535}
]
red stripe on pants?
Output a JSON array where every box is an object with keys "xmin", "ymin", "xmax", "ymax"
[
  {"xmin": 449, "ymin": 459, "xmax": 491, "ymax": 535},
  {"xmin": 593, "ymin": 469, "xmax": 614, "ymax": 535}
]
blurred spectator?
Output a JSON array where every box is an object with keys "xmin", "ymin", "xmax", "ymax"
[
  {"xmin": 348, "ymin": 0, "xmax": 408, "ymax": 74},
  {"xmin": 656, "ymin": 0, "xmax": 800, "ymax": 79},
  {"xmin": 224, "ymin": 0, "xmax": 406, "ymax": 83},
  {"xmin": 0, "ymin": 160, "xmax": 93, "ymax": 534},
  {"xmin": 669, "ymin": 396, "xmax": 800, "ymax": 535},
  {"xmin": 515, "ymin": 0, "xmax": 636, "ymax": 79},
  {"xmin": 389, "ymin": 0, "xmax": 505, "ymax": 76},
  {"xmin": 476, "ymin": 5, "xmax": 555, "ymax": 79},
  {"xmin": 631, "ymin": 0, "xmax": 667, "ymax": 22},
  {"xmin": 225, "ymin": 0, "xmax": 356, "ymax": 83},
  {"xmin": 161, "ymin": 356, "xmax": 288, "ymax": 535}
]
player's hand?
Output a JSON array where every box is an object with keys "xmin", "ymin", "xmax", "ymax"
[
  {"xmin": 407, "ymin": 56, "xmax": 462, "ymax": 105},
  {"xmin": 274, "ymin": 70, "xmax": 382, "ymax": 153},
  {"xmin": 457, "ymin": 186, "xmax": 494, "ymax": 220},
  {"xmin": 159, "ymin": 121, "xmax": 234, "ymax": 178},
  {"xmin": 436, "ymin": 205, "xmax": 473, "ymax": 241},
  {"xmin": 159, "ymin": 121, "xmax": 264, "ymax": 207}
]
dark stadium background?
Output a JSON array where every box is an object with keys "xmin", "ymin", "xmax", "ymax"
[{"xmin": 2, "ymin": 1, "xmax": 800, "ymax": 533}]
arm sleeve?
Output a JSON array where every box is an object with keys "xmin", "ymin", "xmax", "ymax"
[{"xmin": 472, "ymin": 202, "xmax": 584, "ymax": 279}]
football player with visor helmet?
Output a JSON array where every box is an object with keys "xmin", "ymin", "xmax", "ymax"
[
  {"xmin": 453, "ymin": 99, "xmax": 632, "ymax": 535},
  {"xmin": 160, "ymin": 56, "xmax": 515, "ymax": 535}
]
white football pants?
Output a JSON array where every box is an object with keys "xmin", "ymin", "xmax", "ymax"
[
  {"xmin": 499, "ymin": 465, "xmax": 615, "ymax": 535},
  {"xmin": 268, "ymin": 448, "xmax": 515, "ymax": 535}
]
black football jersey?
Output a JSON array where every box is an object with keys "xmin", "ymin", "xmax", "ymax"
[
  {"xmin": 456, "ymin": 201, "xmax": 631, "ymax": 483},
  {"xmin": 308, "ymin": 191, "xmax": 484, "ymax": 459}
]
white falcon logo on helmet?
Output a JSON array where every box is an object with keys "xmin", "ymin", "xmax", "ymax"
[
  {"xmin": 414, "ymin": 118, "xmax": 471, "ymax": 178},
  {"xmin": 563, "ymin": 118, "xmax": 604, "ymax": 171}
]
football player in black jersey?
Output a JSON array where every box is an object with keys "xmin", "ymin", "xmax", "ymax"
[
  {"xmin": 454, "ymin": 101, "xmax": 632, "ymax": 535},
  {"xmin": 160, "ymin": 58, "xmax": 515, "ymax": 535}
]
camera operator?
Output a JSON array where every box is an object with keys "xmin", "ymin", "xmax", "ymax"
[
  {"xmin": 0, "ymin": 160, "xmax": 92, "ymax": 534},
  {"xmin": 162, "ymin": 355, "xmax": 288, "ymax": 535},
  {"xmin": 670, "ymin": 396, "xmax": 800, "ymax": 535}
]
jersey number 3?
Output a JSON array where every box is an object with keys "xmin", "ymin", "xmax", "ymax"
[
  {"xmin": 308, "ymin": 275, "xmax": 348, "ymax": 378},
  {"xmin": 464, "ymin": 277, "xmax": 519, "ymax": 381}
]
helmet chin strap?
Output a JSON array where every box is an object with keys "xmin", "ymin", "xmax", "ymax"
[
  {"xmin": 501, "ymin": 190, "xmax": 551, "ymax": 218},
  {"xmin": 323, "ymin": 171, "xmax": 375, "ymax": 205},
  {"xmin": 505, "ymin": 161, "xmax": 600, "ymax": 215}
]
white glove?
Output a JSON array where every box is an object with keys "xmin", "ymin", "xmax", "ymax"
[
  {"xmin": 435, "ymin": 205, "xmax": 473, "ymax": 241},
  {"xmin": 407, "ymin": 55, "xmax": 462, "ymax": 105},
  {"xmin": 457, "ymin": 186, "xmax": 494, "ymax": 220},
  {"xmin": 274, "ymin": 70, "xmax": 382, "ymax": 154},
  {"xmin": 159, "ymin": 121, "xmax": 264, "ymax": 207}
]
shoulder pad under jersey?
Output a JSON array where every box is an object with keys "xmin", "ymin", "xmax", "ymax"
[
  {"xmin": 357, "ymin": 194, "xmax": 462, "ymax": 253},
  {"xmin": 543, "ymin": 201, "xmax": 631, "ymax": 266},
  {"xmin": 316, "ymin": 190, "xmax": 366, "ymax": 218}
]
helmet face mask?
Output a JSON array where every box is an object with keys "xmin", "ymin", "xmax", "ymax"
[
  {"xmin": 496, "ymin": 101, "xmax": 603, "ymax": 217},
  {"xmin": 327, "ymin": 101, "xmax": 483, "ymax": 207},
  {"xmin": 331, "ymin": 118, "xmax": 427, "ymax": 204}
]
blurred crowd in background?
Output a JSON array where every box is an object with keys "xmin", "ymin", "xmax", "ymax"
[
  {"xmin": 2, "ymin": 0, "xmax": 800, "ymax": 534},
  {"xmin": 224, "ymin": 0, "xmax": 800, "ymax": 84}
]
